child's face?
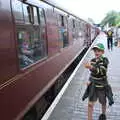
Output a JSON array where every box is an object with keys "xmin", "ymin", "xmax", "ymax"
[{"xmin": 93, "ymin": 48, "xmax": 104, "ymax": 58}]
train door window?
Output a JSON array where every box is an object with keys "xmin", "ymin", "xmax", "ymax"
[{"xmin": 12, "ymin": 0, "xmax": 24, "ymax": 22}]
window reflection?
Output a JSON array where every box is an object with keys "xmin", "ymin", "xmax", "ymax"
[
  {"xmin": 17, "ymin": 29, "xmax": 46, "ymax": 68},
  {"xmin": 18, "ymin": 31, "xmax": 34, "ymax": 68}
]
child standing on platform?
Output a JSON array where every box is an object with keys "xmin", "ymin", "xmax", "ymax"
[{"xmin": 82, "ymin": 43, "xmax": 114, "ymax": 120}]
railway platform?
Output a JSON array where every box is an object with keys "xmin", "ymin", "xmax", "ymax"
[{"xmin": 42, "ymin": 32, "xmax": 120, "ymax": 120}]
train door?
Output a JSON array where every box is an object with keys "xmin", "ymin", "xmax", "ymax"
[{"xmin": 12, "ymin": 0, "xmax": 47, "ymax": 69}]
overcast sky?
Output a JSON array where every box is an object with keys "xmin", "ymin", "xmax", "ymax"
[{"xmin": 53, "ymin": 0, "xmax": 120, "ymax": 23}]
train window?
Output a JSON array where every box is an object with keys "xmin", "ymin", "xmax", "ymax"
[
  {"xmin": 61, "ymin": 15, "xmax": 64, "ymax": 26},
  {"xmin": 17, "ymin": 27, "xmax": 46, "ymax": 68},
  {"xmin": 38, "ymin": 8, "xmax": 47, "ymax": 48},
  {"xmin": 12, "ymin": 0, "xmax": 24, "ymax": 21},
  {"xmin": 59, "ymin": 15, "xmax": 64, "ymax": 26},
  {"xmin": 73, "ymin": 19, "xmax": 75, "ymax": 28},
  {"xmin": 12, "ymin": 1, "xmax": 39, "ymax": 25},
  {"xmin": 38, "ymin": 8, "xmax": 46, "ymax": 26},
  {"xmin": 79, "ymin": 22, "xmax": 82, "ymax": 30},
  {"xmin": 33, "ymin": 7, "xmax": 39, "ymax": 24},
  {"xmin": 23, "ymin": 4, "xmax": 34, "ymax": 24},
  {"xmin": 23, "ymin": 4, "xmax": 39, "ymax": 24}
]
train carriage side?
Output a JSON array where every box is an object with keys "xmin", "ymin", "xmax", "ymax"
[
  {"xmin": 0, "ymin": 0, "xmax": 18, "ymax": 85},
  {"xmin": 0, "ymin": 0, "xmax": 94, "ymax": 120}
]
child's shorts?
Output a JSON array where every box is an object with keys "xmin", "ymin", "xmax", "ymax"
[{"xmin": 89, "ymin": 87, "xmax": 106, "ymax": 105}]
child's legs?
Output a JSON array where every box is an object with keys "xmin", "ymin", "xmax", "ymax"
[
  {"xmin": 107, "ymin": 38, "xmax": 110, "ymax": 49},
  {"xmin": 110, "ymin": 38, "xmax": 113, "ymax": 49},
  {"xmin": 101, "ymin": 104, "xmax": 106, "ymax": 114},
  {"xmin": 88, "ymin": 89, "xmax": 97, "ymax": 120},
  {"xmin": 97, "ymin": 88, "xmax": 107, "ymax": 114},
  {"xmin": 88, "ymin": 102, "xmax": 95, "ymax": 120}
]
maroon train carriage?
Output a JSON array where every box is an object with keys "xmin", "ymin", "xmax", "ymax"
[{"xmin": 0, "ymin": 0, "xmax": 99, "ymax": 120}]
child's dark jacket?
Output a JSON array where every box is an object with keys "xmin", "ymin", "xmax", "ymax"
[{"xmin": 82, "ymin": 81, "xmax": 114, "ymax": 106}]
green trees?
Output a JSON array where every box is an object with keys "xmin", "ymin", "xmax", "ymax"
[{"xmin": 101, "ymin": 10, "xmax": 120, "ymax": 27}]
